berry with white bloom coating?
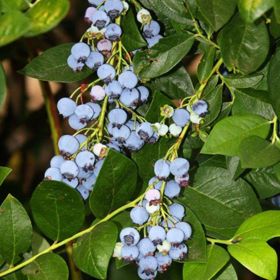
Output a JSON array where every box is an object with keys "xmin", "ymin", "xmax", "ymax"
[
  {"xmin": 58, "ymin": 135, "xmax": 80, "ymax": 156},
  {"xmin": 138, "ymin": 238, "xmax": 156, "ymax": 256},
  {"xmin": 90, "ymin": 85, "xmax": 106, "ymax": 101},
  {"xmin": 60, "ymin": 160, "xmax": 79, "ymax": 179},
  {"xmin": 176, "ymin": 222, "xmax": 192, "ymax": 240},
  {"xmin": 192, "ymin": 100, "xmax": 208, "ymax": 116},
  {"xmin": 85, "ymin": 51, "xmax": 104, "ymax": 69},
  {"xmin": 50, "ymin": 155, "xmax": 65, "ymax": 168},
  {"xmin": 97, "ymin": 39, "xmax": 112, "ymax": 53},
  {"xmin": 104, "ymin": 0, "xmax": 124, "ymax": 19},
  {"xmin": 57, "ymin": 98, "xmax": 77, "ymax": 118},
  {"xmin": 75, "ymin": 104, "xmax": 94, "ymax": 122},
  {"xmin": 143, "ymin": 20, "xmax": 161, "ymax": 38},
  {"xmin": 154, "ymin": 159, "xmax": 170, "ymax": 179},
  {"xmin": 75, "ymin": 150, "xmax": 95, "ymax": 171},
  {"xmin": 97, "ymin": 64, "xmax": 116, "ymax": 83},
  {"xmin": 156, "ymin": 253, "xmax": 172, "ymax": 272},
  {"xmin": 164, "ymin": 180, "xmax": 181, "ymax": 198},
  {"xmin": 118, "ymin": 70, "xmax": 138, "ymax": 89},
  {"xmin": 121, "ymin": 245, "xmax": 139, "ymax": 261},
  {"xmin": 77, "ymin": 185, "xmax": 90, "ymax": 200},
  {"xmin": 137, "ymin": 86, "xmax": 149, "ymax": 103},
  {"xmin": 68, "ymin": 114, "xmax": 87, "ymax": 130},
  {"xmin": 44, "ymin": 167, "xmax": 62, "ymax": 181},
  {"xmin": 71, "ymin": 42, "xmax": 91, "ymax": 62},
  {"xmin": 166, "ymin": 228, "xmax": 184, "ymax": 244},
  {"xmin": 136, "ymin": 122, "xmax": 154, "ymax": 142},
  {"xmin": 62, "ymin": 177, "xmax": 79, "ymax": 188},
  {"xmin": 148, "ymin": 226, "xmax": 166, "ymax": 245},
  {"xmin": 130, "ymin": 206, "xmax": 149, "ymax": 225},
  {"xmin": 120, "ymin": 227, "xmax": 140, "ymax": 246},
  {"xmin": 170, "ymin": 158, "xmax": 190, "ymax": 177},
  {"xmin": 67, "ymin": 55, "xmax": 84, "ymax": 71},
  {"xmin": 172, "ymin": 109, "xmax": 190, "ymax": 127},
  {"xmin": 169, "ymin": 123, "xmax": 182, "ymax": 137},
  {"xmin": 169, "ymin": 203, "xmax": 185, "ymax": 220},
  {"xmin": 105, "ymin": 24, "xmax": 122, "ymax": 41},
  {"xmin": 91, "ymin": 10, "xmax": 110, "ymax": 29},
  {"xmin": 87, "ymin": 102, "xmax": 101, "ymax": 119},
  {"xmin": 169, "ymin": 244, "xmax": 188, "ymax": 260}
]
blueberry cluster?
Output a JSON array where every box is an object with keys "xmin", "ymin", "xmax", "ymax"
[{"xmin": 113, "ymin": 157, "xmax": 192, "ymax": 279}]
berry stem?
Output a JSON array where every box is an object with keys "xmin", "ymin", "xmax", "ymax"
[{"xmin": 97, "ymin": 95, "xmax": 109, "ymax": 140}]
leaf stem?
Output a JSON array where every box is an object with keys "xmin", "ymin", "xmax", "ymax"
[
  {"xmin": 206, "ymin": 237, "xmax": 233, "ymax": 246},
  {"xmin": 97, "ymin": 95, "xmax": 109, "ymax": 140}
]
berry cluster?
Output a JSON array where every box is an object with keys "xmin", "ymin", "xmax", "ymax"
[{"xmin": 113, "ymin": 157, "xmax": 192, "ymax": 279}]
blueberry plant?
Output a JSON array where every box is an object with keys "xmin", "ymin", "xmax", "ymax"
[{"xmin": 1, "ymin": 0, "xmax": 280, "ymax": 279}]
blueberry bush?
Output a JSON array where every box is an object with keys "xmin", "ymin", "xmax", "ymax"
[{"xmin": 1, "ymin": 0, "xmax": 280, "ymax": 279}]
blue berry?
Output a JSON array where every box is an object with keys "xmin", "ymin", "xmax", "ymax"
[
  {"xmin": 148, "ymin": 132, "xmax": 159, "ymax": 144},
  {"xmin": 75, "ymin": 134, "xmax": 87, "ymax": 148},
  {"xmin": 71, "ymin": 42, "xmax": 91, "ymax": 62},
  {"xmin": 156, "ymin": 253, "xmax": 172, "ymax": 273},
  {"xmin": 83, "ymin": 173, "xmax": 97, "ymax": 191},
  {"xmin": 78, "ymin": 167, "xmax": 92, "ymax": 179},
  {"xmin": 105, "ymin": 80, "xmax": 122, "ymax": 98},
  {"xmin": 166, "ymin": 228, "xmax": 184, "ymax": 244},
  {"xmin": 104, "ymin": 0, "xmax": 124, "ymax": 19},
  {"xmin": 147, "ymin": 35, "xmax": 162, "ymax": 48},
  {"xmin": 62, "ymin": 177, "xmax": 79, "ymax": 188},
  {"xmin": 77, "ymin": 185, "xmax": 90, "ymax": 200},
  {"xmin": 57, "ymin": 97, "xmax": 76, "ymax": 118},
  {"xmin": 60, "ymin": 160, "xmax": 79, "ymax": 179},
  {"xmin": 154, "ymin": 159, "xmax": 170, "ymax": 180},
  {"xmin": 67, "ymin": 55, "xmax": 84, "ymax": 71},
  {"xmin": 58, "ymin": 135, "xmax": 80, "ymax": 156},
  {"xmin": 44, "ymin": 167, "xmax": 62, "ymax": 181},
  {"xmin": 137, "ymin": 267, "xmax": 157, "ymax": 280},
  {"xmin": 138, "ymin": 238, "xmax": 156, "ymax": 256},
  {"xmin": 148, "ymin": 226, "xmax": 166, "ymax": 245},
  {"xmin": 91, "ymin": 10, "xmax": 110, "ymax": 29},
  {"xmin": 75, "ymin": 104, "xmax": 94, "ymax": 122},
  {"xmin": 170, "ymin": 158, "xmax": 190, "ymax": 177},
  {"xmin": 84, "ymin": 7, "xmax": 96, "ymax": 23},
  {"xmin": 97, "ymin": 64, "xmax": 116, "ymax": 83},
  {"xmin": 126, "ymin": 120, "xmax": 139, "ymax": 131},
  {"xmin": 88, "ymin": 0, "xmax": 103, "ymax": 7},
  {"xmin": 93, "ymin": 159, "xmax": 104, "ymax": 177},
  {"xmin": 136, "ymin": 122, "xmax": 153, "ymax": 142},
  {"xmin": 75, "ymin": 150, "xmax": 95, "ymax": 171},
  {"xmin": 118, "ymin": 70, "xmax": 138, "ymax": 89},
  {"xmin": 164, "ymin": 180, "xmax": 180, "ymax": 199},
  {"xmin": 130, "ymin": 206, "xmax": 149, "ymax": 225},
  {"xmin": 169, "ymin": 203, "xmax": 185, "ymax": 220},
  {"xmin": 105, "ymin": 23, "xmax": 122, "ymax": 41},
  {"xmin": 121, "ymin": 245, "xmax": 139, "ymax": 261},
  {"xmin": 176, "ymin": 222, "xmax": 192, "ymax": 240},
  {"xmin": 175, "ymin": 173, "xmax": 189, "ymax": 187},
  {"xmin": 169, "ymin": 244, "xmax": 188, "ymax": 260},
  {"xmin": 120, "ymin": 88, "xmax": 140, "ymax": 108},
  {"xmin": 97, "ymin": 39, "xmax": 112, "ymax": 53},
  {"xmin": 138, "ymin": 256, "xmax": 158, "ymax": 276},
  {"xmin": 112, "ymin": 125, "xmax": 131, "ymax": 143},
  {"xmin": 85, "ymin": 51, "xmax": 104, "ymax": 69},
  {"xmin": 68, "ymin": 114, "xmax": 87, "ymax": 130},
  {"xmin": 143, "ymin": 20, "xmax": 160, "ymax": 38},
  {"xmin": 192, "ymin": 100, "xmax": 208, "ymax": 116},
  {"xmin": 108, "ymin": 108, "xmax": 127, "ymax": 125},
  {"xmin": 271, "ymin": 195, "xmax": 280, "ymax": 207},
  {"xmin": 86, "ymin": 102, "xmax": 101, "ymax": 119},
  {"xmin": 125, "ymin": 132, "xmax": 144, "ymax": 151},
  {"xmin": 50, "ymin": 155, "xmax": 65, "ymax": 168},
  {"xmin": 172, "ymin": 108, "xmax": 190, "ymax": 127},
  {"xmin": 120, "ymin": 227, "xmax": 140, "ymax": 246},
  {"xmin": 137, "ymin": 86, "xmax": 149, "ymax": 103}
]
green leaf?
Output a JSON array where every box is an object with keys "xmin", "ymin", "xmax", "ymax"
[
  {"xmin": 121, "ymin": 8, "xmax": 146, "ymax": 51},
  {"xmin": 183, "ymin": 244, "xmax": 229, "ymax": 280},
  {"xmin": 197, "ymin": 46, "xmax": 216, "ymax": 83},
  {"xmin": 151, "ymin": 66, "xmax": 194, "ymax": 99},
  {"xmin": 239, "ymin": 136, "xmax": 280, "ymax": 168},
  {"xmin": 226, "ymin": 156, "xmax": 244, "ymax": 180},
  {"xmin": 238, "ymin": 0, "xmax": 274, "ymax": 22},
  {"xmin": 3, "ymin": 271, "xmax": 26, "ymax": 280},
  {"xmin": 0, "ymin": 166, "xmax": 12, "ymax": 186},
  {"xmin": 232, "ymin": 89, "xmax": 275, "ymax": 120},
  {"xmin": 233, "ymin": 210, "xmax": 280, "ymax": 241},
  {"xmin": 201, "ymin": 114, "xmax": 271, "ymax": 156},
  {"xmin": 0, "ymin": 0, "xmax": 30, "ymax": 11},
  {"xmin": 228, "ymin": 240, "xmax": 277, "ymax": 280},
  {"xmin": 184, "ymin": 206, "xmax": 207, "ymax": 262},
  {"xmin": 275, "ymin": 1, "xmax": 280, "ymax": 23},
  {"xmin": 23, "ymin": 253, "xmax": 68, "ymax": 280},
  {"xmin": 245, "ymin": 162, "xmax": 280, "ymax": 199},
  {"xmin": 214, "ymin": 264, "xmax": 238, "ymax": 280},
  {"xmin": 195, "ymin": 0, "xmax": 237, "ymax": 31},
  {"xmin": 0, "ymin": 64, "xmax": 6, "ymax": 108},
  {"xmin": 223, "ymin": 74, "xmax": 264, "ymax": 88},
  {"xmin": 31, "ymin": 232, "xmax": 50, "ymax": 255},
  {"xmin": 90, "ymin": 150, "xmax": 137, "ymax": 218},
  {"xmin": 179, "ymin": 167, "xmax": 261, "ymax": 239},
  {"xmin": 133, "ymin": 33, "xmax": 194, "ymax": 80},
  {"xmin": 218, "ymin": 14, "xmax": 270, "ymax": 74},
  {"xmin": 25, "ymin": 0, "xmax": 70, "ymax": 37},
  {"xmin": 30, "ymin": 180, "xmax": 85, "ymax": 241},
  {"xmin": 73, "ymin": 222, "xmax": 118, "ymax": 279},
  {"xmin": 0, "ymin": 195, "xmax": 32, "ymax": 264},
  {"xmin": 268, "ymin": 47, "xmax": 280, "ymax": 119},
  {"xmin": 0, "ymin": 11, "xmax": 31, "ymax": 47},
  {"xmin": 20, "ymin": 43, "xmax": 92, "ymax": 83}
]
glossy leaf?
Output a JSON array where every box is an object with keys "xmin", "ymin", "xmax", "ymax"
[
  {"xmin": 201, "ymin": 114, "xmax": 271, "ymax": 156},
  {"xmin": 0, "ymin": 195, "xmax": 32, "ymax": 264},
  {"xmin": 0, "ymin": 166, "xmax": 12, "ymax": 186},
  {"xmin": 133, "ymin": 33, "xmax": 194, "ymax": 80},
  {"xmin": 90, "ymin": 150, "xmax": 137, "ymax": 218},
  {"xmin": 218, "ymin": 14, "xmax": 270, "ymax": 74},
  {"xmin": 31, "ymin": 232, "xmax": 50, "ymax": 255},
  {"xmin": 197, "ymin": 46, "xmax": 216, "ymax": 83},
  {"xmin": 121, "ymin": 8, "xmax": 146, "ymax": 51},
  {"xmin": 23, "ymin": 253, "xmax": 68, "ymax": 280},
  {"xmin": 238, "ymin": 0, "xmax": 274, "ymax": 23},
  {"xmin": 73, "ymin": 222, "xmax": 118, "ymax": 279},
  {"xmin": 30, "ymin": 180, "xmax": 85, "ymax": 241},
  {"xmin": 228, "ymin": 240, "xmax": 277, "ymax": 280},
  {"xmin": 214, "ymin": 264, "xmax": 238, "ymax": 280},
  {"xmin": 183, "ymin": 244, "xmax": 229, "ymax": 280},
  {"xmin": 223, "ymin": 74, "xmax": 263, "ymax": 88},
  {"xmin": 20, "ymin": 43, "xmax": 92, "ymax": 83},
  {"xmin": 179, "ymin": 167, "xmax": 261, "ymax": 239},
  {"xmin": 0, "ymin": 11, "xmax": 31, "ymax": 47},
  {"xmin": 195, "ymin": 0, "xmax": 237, "ymax": 31},
  {"xmin": 25, "ymin": 0, "xmax": 70, "ymax": 37},
  {"xmin": 0, "ymin": 0, "xmax": 30, "ymax": 11},
  {"xmin": 239, "ymin": 136, "xmax": 280, "ymax": 168},
  {"xmin": 233, "ymin": 210, "xmax": 280, "ymax": 241}
]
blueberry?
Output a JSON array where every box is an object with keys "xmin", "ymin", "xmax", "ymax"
[
  {"xmin": 108, "ymin": 108, "xmax": 127, "ymax": 125},
  {"xmin": 97, "ymin": 39, "xmax": 112, "ymax": 53},
  {"xmin": 78, "ymin": 167, "xmax": 92, "ymax": 179},
  {"xmin": 88, "ymin": 0, "xmax": 103, "ymax": 7},
  {"xmin": 118, "ymin": 70, "xmax": 138, "ymax": 89},
  {"xmin": 107, "ymin": 141, "xmax": 121, "ymax": 151},
  {"xmin": 121, "ymin": 245, "xmax": 139, "ymax": 261},
  {"xmin": 75, "ymin": 150, "xmax": 95, "ymax": 171},
  {"xmin": 120, "ymin": 227, "xmax": 140, "ymax": 246},
  {"xmin": 174, "ymin": 173, "xmax": 189, "ymax": 187},
  {"xmin": 192, "ymin": 100, "xmax": 208, "ymax": 116},
  {"xmin": 154, "ymin": 159, "xmax": 170, "ymax": 180},
  {"xmin": 120, "ymin": 88, "xmax": 140, "ymax": 108},
  {"xmin": 68, "ymin": 114, "xmax": 87, "ymax": 130},
  {"xmin": 137, "ymin": 267, "xmax": 157, "ymax": 280},
  {"xmin": 112, "ymin": 125, "xmax": 131, "ymax": 143},
  {"xmin": 169, "ymin": 244, "xmax": 188, "ymax": 260},
  {"xmin": 271, "ymin": 195, "xmax": 280, "ymax": 207},
  {"xmin": 44, "ymin": 167, "xmax": 62, "ymax": 181},
  {"xmin": 126, "ymin": 120, "xmax": 139, "ymax": 131},
  {"xmin": 91, "ymin": 10, "xmax": 110, "ymax": 29},
  {"xmin": 138, "ymin": 238, "xmax": 156, "ymax": 256},
  {"xmin": 60, "ymin": 160, "xmax": 79, "ymax": 179},
  {"xmin": 62, "ymin": 177, "xmax": 79, "ymax": 188},
  {"xmin": 71, "ymin": 42, "xmax": 91, "ymax": 62},
  {"xmin": 147, "ymin": 132, "xmax": 159, "ymax": 144},
  {"xmin": 170, "ymin": 158, "xmax": 190, "ymax": 177},
  {"xmin": 104, "ymin": 0, "xmax": 124, "ymax": 19},
  {"xmin": 105, "ymin": 23, "xmax": 122, "ymax": 41},
  {"xmin": 67, "ymin": 55, "xmax": 84, "ymax": 71},
  {"xmin": 137, "ymin": 86, "xmax": 149, "ymax": 103},
  {"xmin": 172, "ymin": 109, "xmax": 190, "ymax": 127},
  {"xmin": 58, "ymin": 135, "xmax": 80, "ymax": 156},
  {"xmin": 85, "ymin": 51, "xmax": 104, "ymax": 69},
  {"xmin": 147, "ymin": 35, "xmax": 162, "ymax": 48},
  {"xmin": 90, "ymin": 85, "xmax": 106, "ymax": 101},
  {"xmin": 105, "ymin": 80, "xmax": 122, "ymax": 98},
  {"xmin": 156, "ymin": 252, "xmax": 172, "ymax": 273},
  {"xmin": 75, "ymin": 134, "xmax": 87, "ymax": 148},
  {"xmin": 57, "ymin": 97, "xmax": 77, "ymax": 118},
  {"xmin": 166, "ymin": 228, "xmax": 184, "ymax": 244},
  {"xmin": 143, "ymin": 20, "xmax": 161, "ymax": 38},
  {"xmin": 138, "ymin": 256, "xmax": 158, "ymax": 275},
  {"xmin": 124, "ymin": 132, "xmax": 144, "ymax": 151},
  {"xmin": 148, "ymin": 226, "xmax": 166, "ymax": 245},
  {"xmin": 75, "ymin": 104, "xmax": 94, "ymax": 123},
  {"xmin": 82, "ymin": 173, "xmax": 97, "ymax": 191},
  {"xmin": 86, "ymin": 102, "xmax": 101, "ymax": 120},
  {"xmin": 176, "ymin": 222, "xmax": 192, "ymax": 240},
  {"xmin": 169, "ymin": 203, "xmax": 185, "ymax": 220},
  {"xmin": 145, "ymin": 189, "xmax": 160, "ymax": 202},
  {"xmin": 164, "ymin": 180, "xmax": 181, "ymax": 198},
  {"xmin": 169, "ymin": 123, "xmax": 182, "ymax": 137},
  {"xmin": 84, "ymin": 7, "xmax": 96, "ymax": 23},
  {"xmin": 130, "ymin": 206, "xmax": 149, "ymax": 225},
  {"xmin": 93, "ymin": 159, "xmax": 104, "ymax": 177},
  {"xmin": 136, "ymin": 122, "xmax": 153, "ymax": 142},
  {"xmin": 77, "ymin": 185, "xmax": 90, "ymax": 200},
  {"xmin": 97, "ymin": 64, "xmax": 116, "ymax": 83},
  {"xmin": 50, "ymin": 155, "xmax": 65, "ymax": 168}
]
